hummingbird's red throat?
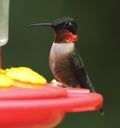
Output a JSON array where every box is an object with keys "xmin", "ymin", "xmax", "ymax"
[{"xmin": 54, "ymin": 29, "xmax": 78, "ymax": 43}]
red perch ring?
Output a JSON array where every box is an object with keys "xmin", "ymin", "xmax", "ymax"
[{"xmin": 0, "ymin": 84, "xmax": 103, "ymax": 128}]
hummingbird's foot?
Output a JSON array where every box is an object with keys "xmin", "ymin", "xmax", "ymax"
[{"xmin": 50, "ymin": 79, "xmax": 69, "ymax": 88}]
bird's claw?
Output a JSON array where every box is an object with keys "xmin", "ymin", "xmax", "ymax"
[{"xmin": 50, "ymin": 79, "xmax": 69, "ymax": 88}]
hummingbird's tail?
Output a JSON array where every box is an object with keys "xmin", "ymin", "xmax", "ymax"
[
  {"xmin": 87, "ymin": 76, "xmax": 104, "ymax": 115},
  {"xmin": 99, "ymin": 108, "xmax": 104, "ymax": 115}
]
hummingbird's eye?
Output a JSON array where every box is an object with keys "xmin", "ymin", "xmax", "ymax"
[
  {"xmin": 63, "ymin": 21, "xmax": 77, "ymax": 34},
  {"xmin": 65, "ymin": 22, "xmax": 72, "ymax": 26}
]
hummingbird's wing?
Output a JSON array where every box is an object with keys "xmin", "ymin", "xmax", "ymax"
[
  {"xmin": 69, "ymin": 49, "xmax": 104, "ymax": 115},
  {"xmin": 69, "ymin": 48, "xmax": 96, "ymax": 92}
]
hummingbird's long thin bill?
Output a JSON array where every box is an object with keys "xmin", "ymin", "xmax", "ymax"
[{"xmin": 29, "ymin": 23, "xmax": 52, "ymax": 27}]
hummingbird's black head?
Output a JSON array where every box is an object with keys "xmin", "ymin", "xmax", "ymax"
[
  {"xmin": 51, "ymin": 17, "xmax": 77, "ymax": 34},
  {"xmin": 29, "ymin": 16, "xmax": 78, "ymax": 43}
]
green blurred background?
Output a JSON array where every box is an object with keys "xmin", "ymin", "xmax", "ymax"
[{"xmin": 2, "ymin": 0, "xmax": 120, "ymax": 127}]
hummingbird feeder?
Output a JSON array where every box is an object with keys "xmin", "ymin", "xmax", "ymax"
[{"xmin": 0, "ymin": 1, "xmax": 104, "ymax": 128}]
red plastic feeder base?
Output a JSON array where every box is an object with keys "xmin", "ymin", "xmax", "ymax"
[{"xmin": 0, "ymin": 84, "xmax": 103, "ymax": 128}]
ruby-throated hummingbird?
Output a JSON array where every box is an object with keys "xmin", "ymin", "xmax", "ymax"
[{"xmin": 30, "ymin": 17, "xmax": 103, "ymax": 114}]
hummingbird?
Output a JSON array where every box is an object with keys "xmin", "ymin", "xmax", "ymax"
[{"xmin": 29, "ymin": 17, "xmax": 103, "ymax": 114}]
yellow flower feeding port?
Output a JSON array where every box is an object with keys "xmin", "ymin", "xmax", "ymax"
[{"xmin": 0, "ymin": 67, "xmax": 47, "ymax": 88}]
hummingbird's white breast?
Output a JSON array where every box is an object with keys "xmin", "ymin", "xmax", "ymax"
[
  {"xmin": 51, "ymin": 42, "xmax": 74, "ymax": 55},
  {"xmin": 49, "ymin": 42, "xmax": 75, "ymax": 68},
  {"xmin": 49, "ymin": 42, "xmax": 76, "ymax": 85}
]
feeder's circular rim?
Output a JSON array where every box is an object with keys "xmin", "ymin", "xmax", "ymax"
[
  {"xmin": 0, "ymin": 84, "xmax": 103, "ymax": 128},
  {"xmin": 0, "ymin": 85, "xmax": 103, "ymax": 112}
]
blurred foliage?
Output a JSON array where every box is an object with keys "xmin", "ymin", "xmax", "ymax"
[{"xmin": 2, "ymin": 0, "xmax": 120, "ymax": 128}]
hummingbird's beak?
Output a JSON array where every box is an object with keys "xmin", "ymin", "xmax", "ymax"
[{"xmin": 29, "ymin": 23, "xmax": 52, "ymax": 27}]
